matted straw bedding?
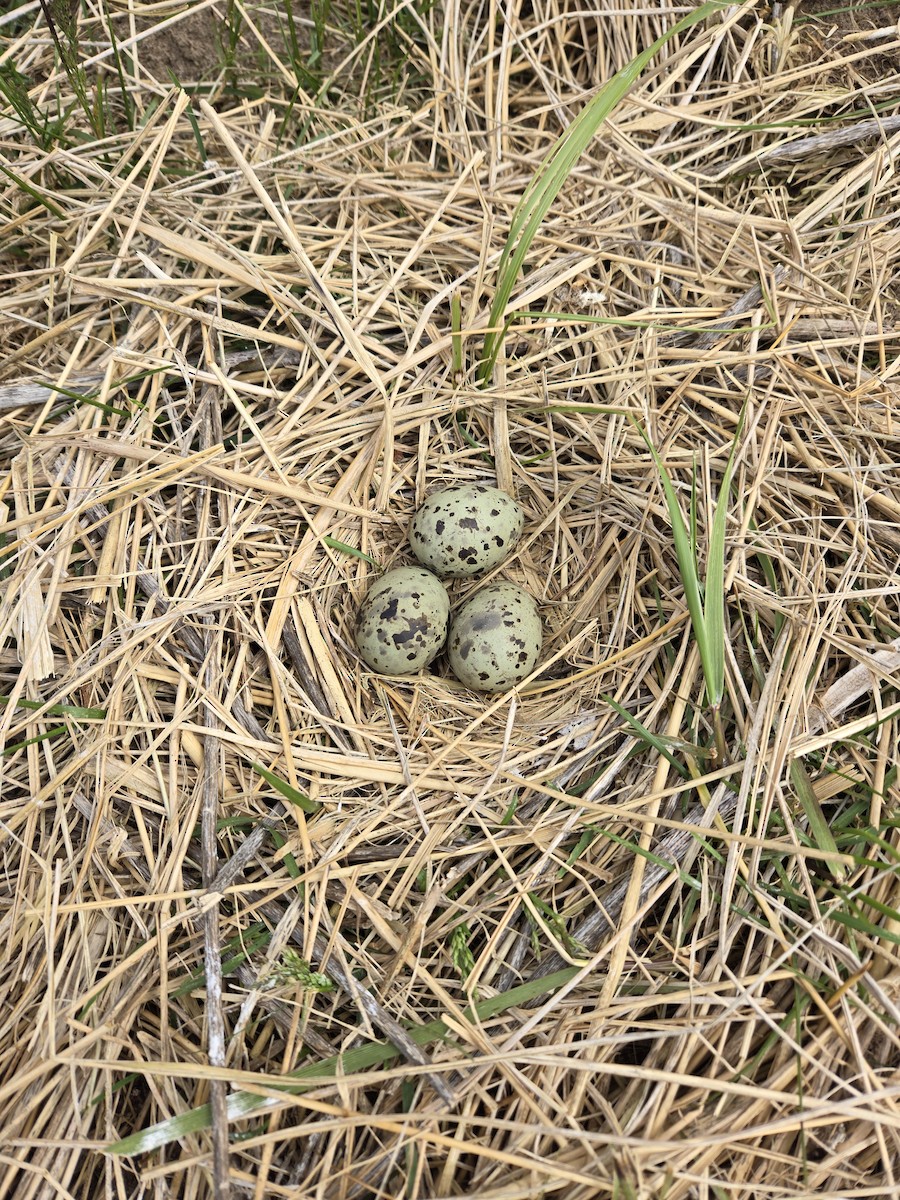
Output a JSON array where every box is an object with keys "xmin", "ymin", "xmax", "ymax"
[{"xmin": 2, "ymin": 1, "xmax": 900, "ymax": 1197}]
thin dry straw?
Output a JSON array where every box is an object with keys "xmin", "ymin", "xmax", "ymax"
[{"xmin": 52, "ymin": 457, "xmax": 453, "ymax": 1103}]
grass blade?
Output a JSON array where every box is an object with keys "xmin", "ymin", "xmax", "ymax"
[
  {"xmin": 632, "ymin": 417, "xmax": 709, "ymax": 691},
  {"xmin": 704, "ymin": 403, "xmax": 747, "ymax": 709},
  {"xmin": 631, "ymin": 403, "xmax": 746, "ymax": 739},
  {"xmin": 478, "ymin": 0, "xmax": 730, "ymax": 382},
  {"xmin": 251, "ymin": 763, "xmax": 320, "ymax": 815},
  {"xmin": 106, "ymin": 966, "xmax": 581, "ymax": 1155},
  {"xmin": 1, "ymin": 696, "xmax": 105, "ymax": 719},
  {"xmin": 321, "ymin": 535, "xmax": 378, "ymax": 566},
  {"xmin": 603, "ymin": 693, "xmax": 688, "ymax": 778},
  {"xmin": 789, "ymin": 759, "xmax": 844, "ymax": 881},
  {"xmin": 0, "ymin": 157, "xmax": 65, "ymax": 218}
]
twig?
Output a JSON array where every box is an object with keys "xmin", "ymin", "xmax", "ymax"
[
  {"xmin": 0, "ymin": 349, "xmax": 302, "ymax": 411},
  {"xmin": 750, "ymin": 115, "xmax": 900, "ymax": 168},
  {"xmin": 198, "ymin": 386, "xmax": 229, "ymax": 1199},
  {"xmin": 708, "ymin": 112, "xmax": 900, "ymax": 180}
]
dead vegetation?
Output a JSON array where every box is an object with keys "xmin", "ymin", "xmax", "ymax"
[{"xmin": 1, "ymin": 0, "xmax": 900, "ymax": 1197}]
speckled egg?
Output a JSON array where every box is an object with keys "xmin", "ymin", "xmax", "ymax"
[
  {"xmin": 409, "ymin": 484, "xmax": 524, "ymax": 579},
  {"xmin": 448, "ymin": 582, "xmax": 542, "ymax": 692},
  {"xmin": 354, "ymin": 567, "xmax": 450, "ymax": 675}
]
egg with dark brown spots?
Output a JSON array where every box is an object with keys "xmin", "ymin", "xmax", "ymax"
[
  {"xmin": 354, "ymin": 567, "xmax": 450, "ymax": 675},
  {"xmin": 448, "ymin": 582, "xmax": 542, "ymax": 692},
  {"xmin": 409, "ymin": 484, "xmax": 524, "ymax": 579}
]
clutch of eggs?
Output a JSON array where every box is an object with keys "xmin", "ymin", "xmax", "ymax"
[{"xmin": 354, "ymin": 484, "xmax": 541, "ymax": 691}]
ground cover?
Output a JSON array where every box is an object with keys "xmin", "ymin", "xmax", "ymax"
[{"xmin": 2, "ymin": 1, "xmax": 900, "ymax": 1197}]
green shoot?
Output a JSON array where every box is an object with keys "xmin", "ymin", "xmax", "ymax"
[
  {"xmin": 3, "ymin": 726, "xmax": 68, "ymax": 755},
  {"xmin": 1, "ymin": 697, "xmax": 105, "ymax": 719},
  {"xmin": 449, "ymin": 922, "xmax": 476, "ymax": 990},
  {"xmin": 100, "ymin": 5, "xmax": 135, "ymax": 131},
  {"xmin": 322, "ymin": 535, "xmax": 378, "ymax": 566},
  {"xmin": 794, "ymin": 0, "xmax": 900, "ymax": 25},
  {"xmin": 559, "ymin": 826, "xmax": 599, "ymax": 879},
  {"xmin": 251, "ymin": 763, "xmax": 321, "ymax": 815},
  {"xmin": 598, "ymin": 827, "xmax": 703, "ymax": 891},
  {"xmin": 106, "ymin": 965, "xmax": 582, "ymax": 1155},
  {"xmin": 269, "ymin": 830, "xmax": 303, "ymax": 884},
  {"xmin": 220, "ymin": 0, "xmax": 245, "ymax": 81},
  {"xmin": 309, "ymin": 0, "xmax": 330, "ymax": 75},
  {"xmin": 0, "ymin": 158, "xmax": 66, "ymax": 219},
  {"xmin": 603, "ymin": 693, "xmax": 690, "ymax": 779},
  {"xmin": 451, "ymin": 292, "xmax": 463, "ymax": 378},
  {"xmin": 170, "ymin": 923, "xmax": 272, "ymax": 998},
  {"xmin": 453, "ymin": 410, "xmax": 494, "ymax": 464},
  {"xmin": 789, "ymin": 759, "xmax": 844, "ymax": 881},
  {"xmin": 527, "ymin": 893, "xmax": 588, "ymax": 959},
  {"xmin": 631, "ymin": 403, "xmax": 747, "ymax": 760},
  {"xmin": 38, "ymin": 0, "xmax": 100, "ymax": 138},
  {"xmin": 478, "ymin": 0, "xmax": 730, "ymax": 383},
  {"xmin": 0, "ymin": 62, "xmax": 63, "ymax": 149},
  {"xmin": 262, "ymin": 948, "xmax": 333, "ymax": 992}
]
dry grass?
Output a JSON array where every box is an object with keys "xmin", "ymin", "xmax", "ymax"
[{"xmin": 2, "ymin": 1, "xmax": 900, "ymax": 1197}]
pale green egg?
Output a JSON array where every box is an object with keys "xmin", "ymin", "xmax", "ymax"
[
  {"xmin": 448, "ymin": 582, "xmax": 542, "ymax": 692},
  {"xmin": 409, "ymin": 484, "xmax": 524, "ymax": 579},
  {"xmin": 354, "ymin": 567, "xmax": 450, "ymax": 675}
]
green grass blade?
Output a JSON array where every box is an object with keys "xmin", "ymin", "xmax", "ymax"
[
  {"xmin": 703, "ymin": 402, "xmax": 747, "ymax": 708},
  {"xmin": 559, "ymin": 826, "xmax": 599, "ymax": 878},
  {"xmin": 0, "ymin": 157, "xmax": 65, "ymax": 218},
  {"xmin": 269, "ymin": 829, "xmax": 303, "ymax": 883},
  {"xmin": 837, "ymin": 888, "xmax": 900, "ymax": 926},
  {"xmin": 0, "ymin": 61, "xmax": 58, "ymax": 148},
  {"xmin": 169, "ymin": 923, "xmax": 271, "ymax": 998},
  {"xmin": 451, "ymin": 291, "xmax": 463, "ymax": 377},
  {"xmin": 1, "ymin": 696, "xmax": 105, "ymax": 719},
  {"xmin": 321, "ymin": 535, "xmax": 377, "ymax": 566},
  {"xmin": 789, "ymin": 758, "xmax": 843, "ymax": 881},
  {"xmin": 603, "ymin": 693, "xmax": 688, "ymax": 778},
  {"xmin": 631, "ymin": 401, "xmax": 746, "ymax": 717},
  {"xmin": 39, "ymin": 0, "xmax": 100, "ymax": 139},
  {"xmin": 478, "ymin": 0, "xmax": 730, "ymax": 382},
  {"xmin": 101, "ymin": 5, "xmax": 135, "ymax": 131},
  {"xmin": 174, "ymin": 81, "xmax": 208, "ymax": 161},
  {"xmin": 745, "ymin": 510, "xmax": 784, "ymax": 641},
  {"xmin": 3, "ymin": 725, "xmax": 68, "ymax": 755},
  {"xmin": 106, "ymin": 966, "xmax": 581, "ymax": 1155},
  {"xmin": 829, "ymin": 907, "xmax": 900, "ymax": 945},
  {"xmin": 251, "ymin": 763, "xmax": 320, "ymax": 814},
  {"xmin": 598, "ymin": 827, "xmax": 703, "ymax": 889},
  {"xmin": 631, "ymin": 418, "xmax": 709, "ymax": 694}
]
